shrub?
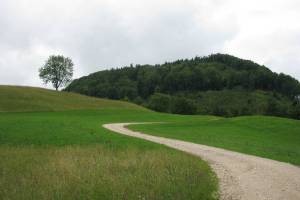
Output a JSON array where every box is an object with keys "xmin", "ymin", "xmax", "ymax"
[
  {"xmin": 148, "ymin": 93, "xmax": 171, "ymax": 112},
  {"xmin": 170, "ymin": 97, "xmax": 197, "ymax": 115}
]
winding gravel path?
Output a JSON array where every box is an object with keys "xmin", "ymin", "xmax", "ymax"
[{"xmin": 103, "ymin": 123, "xmax": 300, "ymax": 200}]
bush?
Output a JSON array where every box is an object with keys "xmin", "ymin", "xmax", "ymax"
[
  {"xmin": 290, "ymin": 104, "xmax": 300, "ymax": 119},
  {"xmin": 170, "ymin": 97, "xmax": 197, "ymax": 115},
  {"xmin": 148, "ymin": 93, "xmax": 171, "ymax": 112}
]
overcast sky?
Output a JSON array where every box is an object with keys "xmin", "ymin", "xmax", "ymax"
[{"xmin": 1, "ymin": 0, "xmax": 300, "ymax": 88}]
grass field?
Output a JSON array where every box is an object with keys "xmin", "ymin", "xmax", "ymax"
[
  {"xmin": 0, "ymin": 85, "xmax": 143, "ymax": 112},
  {"xmin": 129, "ymin": 115, "xmax": 300, "ymax": 165},
  {"xmin": 2, "ymin": 86, "xmax": 300, "ymax": 200},
  {"xmin": 0, "ymin": 86, "xmax": 218, "ymax": 200}
]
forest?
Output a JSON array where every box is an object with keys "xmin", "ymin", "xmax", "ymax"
[{"xmin": 65, "ymin": 54, "xmax": 300, "ymax": 119}]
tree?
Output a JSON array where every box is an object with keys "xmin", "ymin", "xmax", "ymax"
[{"xmin": 39, "ymin": 55, "xmax": 74, "ymax": 91}]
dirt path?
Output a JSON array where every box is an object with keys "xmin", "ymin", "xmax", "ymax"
[{"xmin": 103, "ymin": 123, "xmax": 300, "ymax": 200}]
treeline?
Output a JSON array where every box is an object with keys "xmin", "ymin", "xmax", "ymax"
[
  {"xmin": 65, "ymin": 54, "xmax": 300, "ymax": 119},
  {"xmin": 148, "ymin": 91, "xmax": 300, "ymax": 118}
]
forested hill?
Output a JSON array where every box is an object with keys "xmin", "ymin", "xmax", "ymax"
[{"xmin": 65, "ymin": 54, "xmax": 300, "ymax": 119}]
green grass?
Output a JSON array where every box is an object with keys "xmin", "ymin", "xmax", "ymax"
[
  {"xmin": 0, "ymin": 146, "xmax": 217, "ymax": 200},
  {"xmin": 0, "ymin": 109, "xmax": 167, "ymax": 147},
  {"xmin": 2, "ymin": 85, "xmax": 300, "ymax": 200},
  {"xmin": 129, "ymin": 115, "xmax": 300, "ymax": 165},
  {"xmin": 0, "ymin": 86, "xmax": 218, "ymax": 200},
  {"xmin": 0, "ymin": 85, "xmax": 144, "ymax": 112}
]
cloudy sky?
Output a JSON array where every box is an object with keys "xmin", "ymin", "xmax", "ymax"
[{"xmin": 1, "ymin": 0, "xmax": 300, "ymax": 88}]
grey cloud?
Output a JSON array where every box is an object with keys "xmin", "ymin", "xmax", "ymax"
[{"xmin": 0, "ymin": 0, "xmax": 299, "ymax": 88}]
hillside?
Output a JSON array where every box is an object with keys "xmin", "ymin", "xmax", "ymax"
[
  {"xmin": 65, "ymin": 54, "xmax": 300, "ymax": 119},
  {"xmin": 0, "ymin": 85, "xmax": 145, "ymax": 112},
  {"xmin": 0, "ymin": 86, "xmax": 217, "ymax": 199},
  {"xmin": 1, "ymin": 85, "xmax": 299, "ymax": 199}
]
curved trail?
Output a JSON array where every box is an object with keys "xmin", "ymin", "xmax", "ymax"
[{"xmin": 103, "ymin": 123, "xmax": 300, "ymax": 200}]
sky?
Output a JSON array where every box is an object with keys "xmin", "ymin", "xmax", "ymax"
[{"xmin": 0, "ymin": 0, "xmax": 300, "ymax": 88}]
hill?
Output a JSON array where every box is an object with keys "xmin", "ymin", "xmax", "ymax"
[
  {"xmin": 0, "ymin": 85, "xmax": 144, "ymax": 112},
  {"xmin": 65, "ymin": 54, "xmax": 300, "ymax": 119},
  {"xmin": 0, "ymin": 86, "xmax": 217, "ymax": 199},
  {"xmin": 1, "ymin": 85, "xmax": 299, "ymax": 199}
]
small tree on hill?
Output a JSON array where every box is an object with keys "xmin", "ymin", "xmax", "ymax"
[{"xmin": 39, "ymin": 55, "xmax": 74, "ymax": 91}]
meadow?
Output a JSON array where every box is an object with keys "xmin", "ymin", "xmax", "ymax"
[
  {"xmin": 1, "ymin": 85, "xmax": 300, "ymax": 200},
  {"xmin": 129, "ymin": 115, "xmax": 300, "ymax": 165},
  {"xmin": 0, "ymin": 86, "xmax": 218, "ymax": 200}
]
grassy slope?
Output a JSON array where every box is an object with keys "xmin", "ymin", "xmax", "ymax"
[
  {"xmin": 3, "ymin": 85, "xmax": 299, "ymax": 200},
  {"xmin": 0, "ymin": 85, "xmax": 143, "ymax": 112},
  {"xmin": 130, "ymin": 115, "xmax": 300, "ymax": 165},
  {"xmin": 0, "ymin": 86, "xmax": 218, "ymax": 200}
]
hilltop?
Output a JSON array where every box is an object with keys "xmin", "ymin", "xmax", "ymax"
[
  {"xmin": 65, "ymin": 54, "xmax": 300, "ymax": 119},
  {"xmin": 0, "ymin": 85, "xmax": 144, "ymax": 112}
]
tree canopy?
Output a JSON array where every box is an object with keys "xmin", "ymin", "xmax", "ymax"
[{"xmin": 39, "ymin": 55, "xmax": 74, "ymax": 91}]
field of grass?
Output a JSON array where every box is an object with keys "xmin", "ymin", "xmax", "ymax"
[
  {"xmin": 0, "ymin": 86, "xmax": 218, "ymax": 200},
  {"xmin": 129, "ymin": 116, "xmax": 300, "ymax": 165},
  {"xmin": 0, "ymin": 85, "xmax": 143, "ymax": 112},
  {"xmin": 0, "ymin": 145, "xmax": 217, "ymax": 200},
  {"xmin": 2, "ymin": 86, "xmax": 300, "ymax": 200}
]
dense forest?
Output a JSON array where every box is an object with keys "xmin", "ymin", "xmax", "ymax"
[{"xmin": 65, "ymin": 54, "xmax": 300, "ymax": 119}]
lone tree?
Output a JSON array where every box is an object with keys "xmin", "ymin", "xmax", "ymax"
[{"xmin": 39, "ymin": 55, "xmax": 74, "ymax": 91}]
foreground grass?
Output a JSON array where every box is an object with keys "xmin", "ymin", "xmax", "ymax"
[
  {"xmin": 0, "ymin": 146, "xmax": 217, "ymax": 200},
  {"xmin": 129, "ymin": 115, "xmax": 300, "ymax": 165},
  {"xmin": 0, "ymin": 109, "xmax": 218, "ymax": 200}
]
